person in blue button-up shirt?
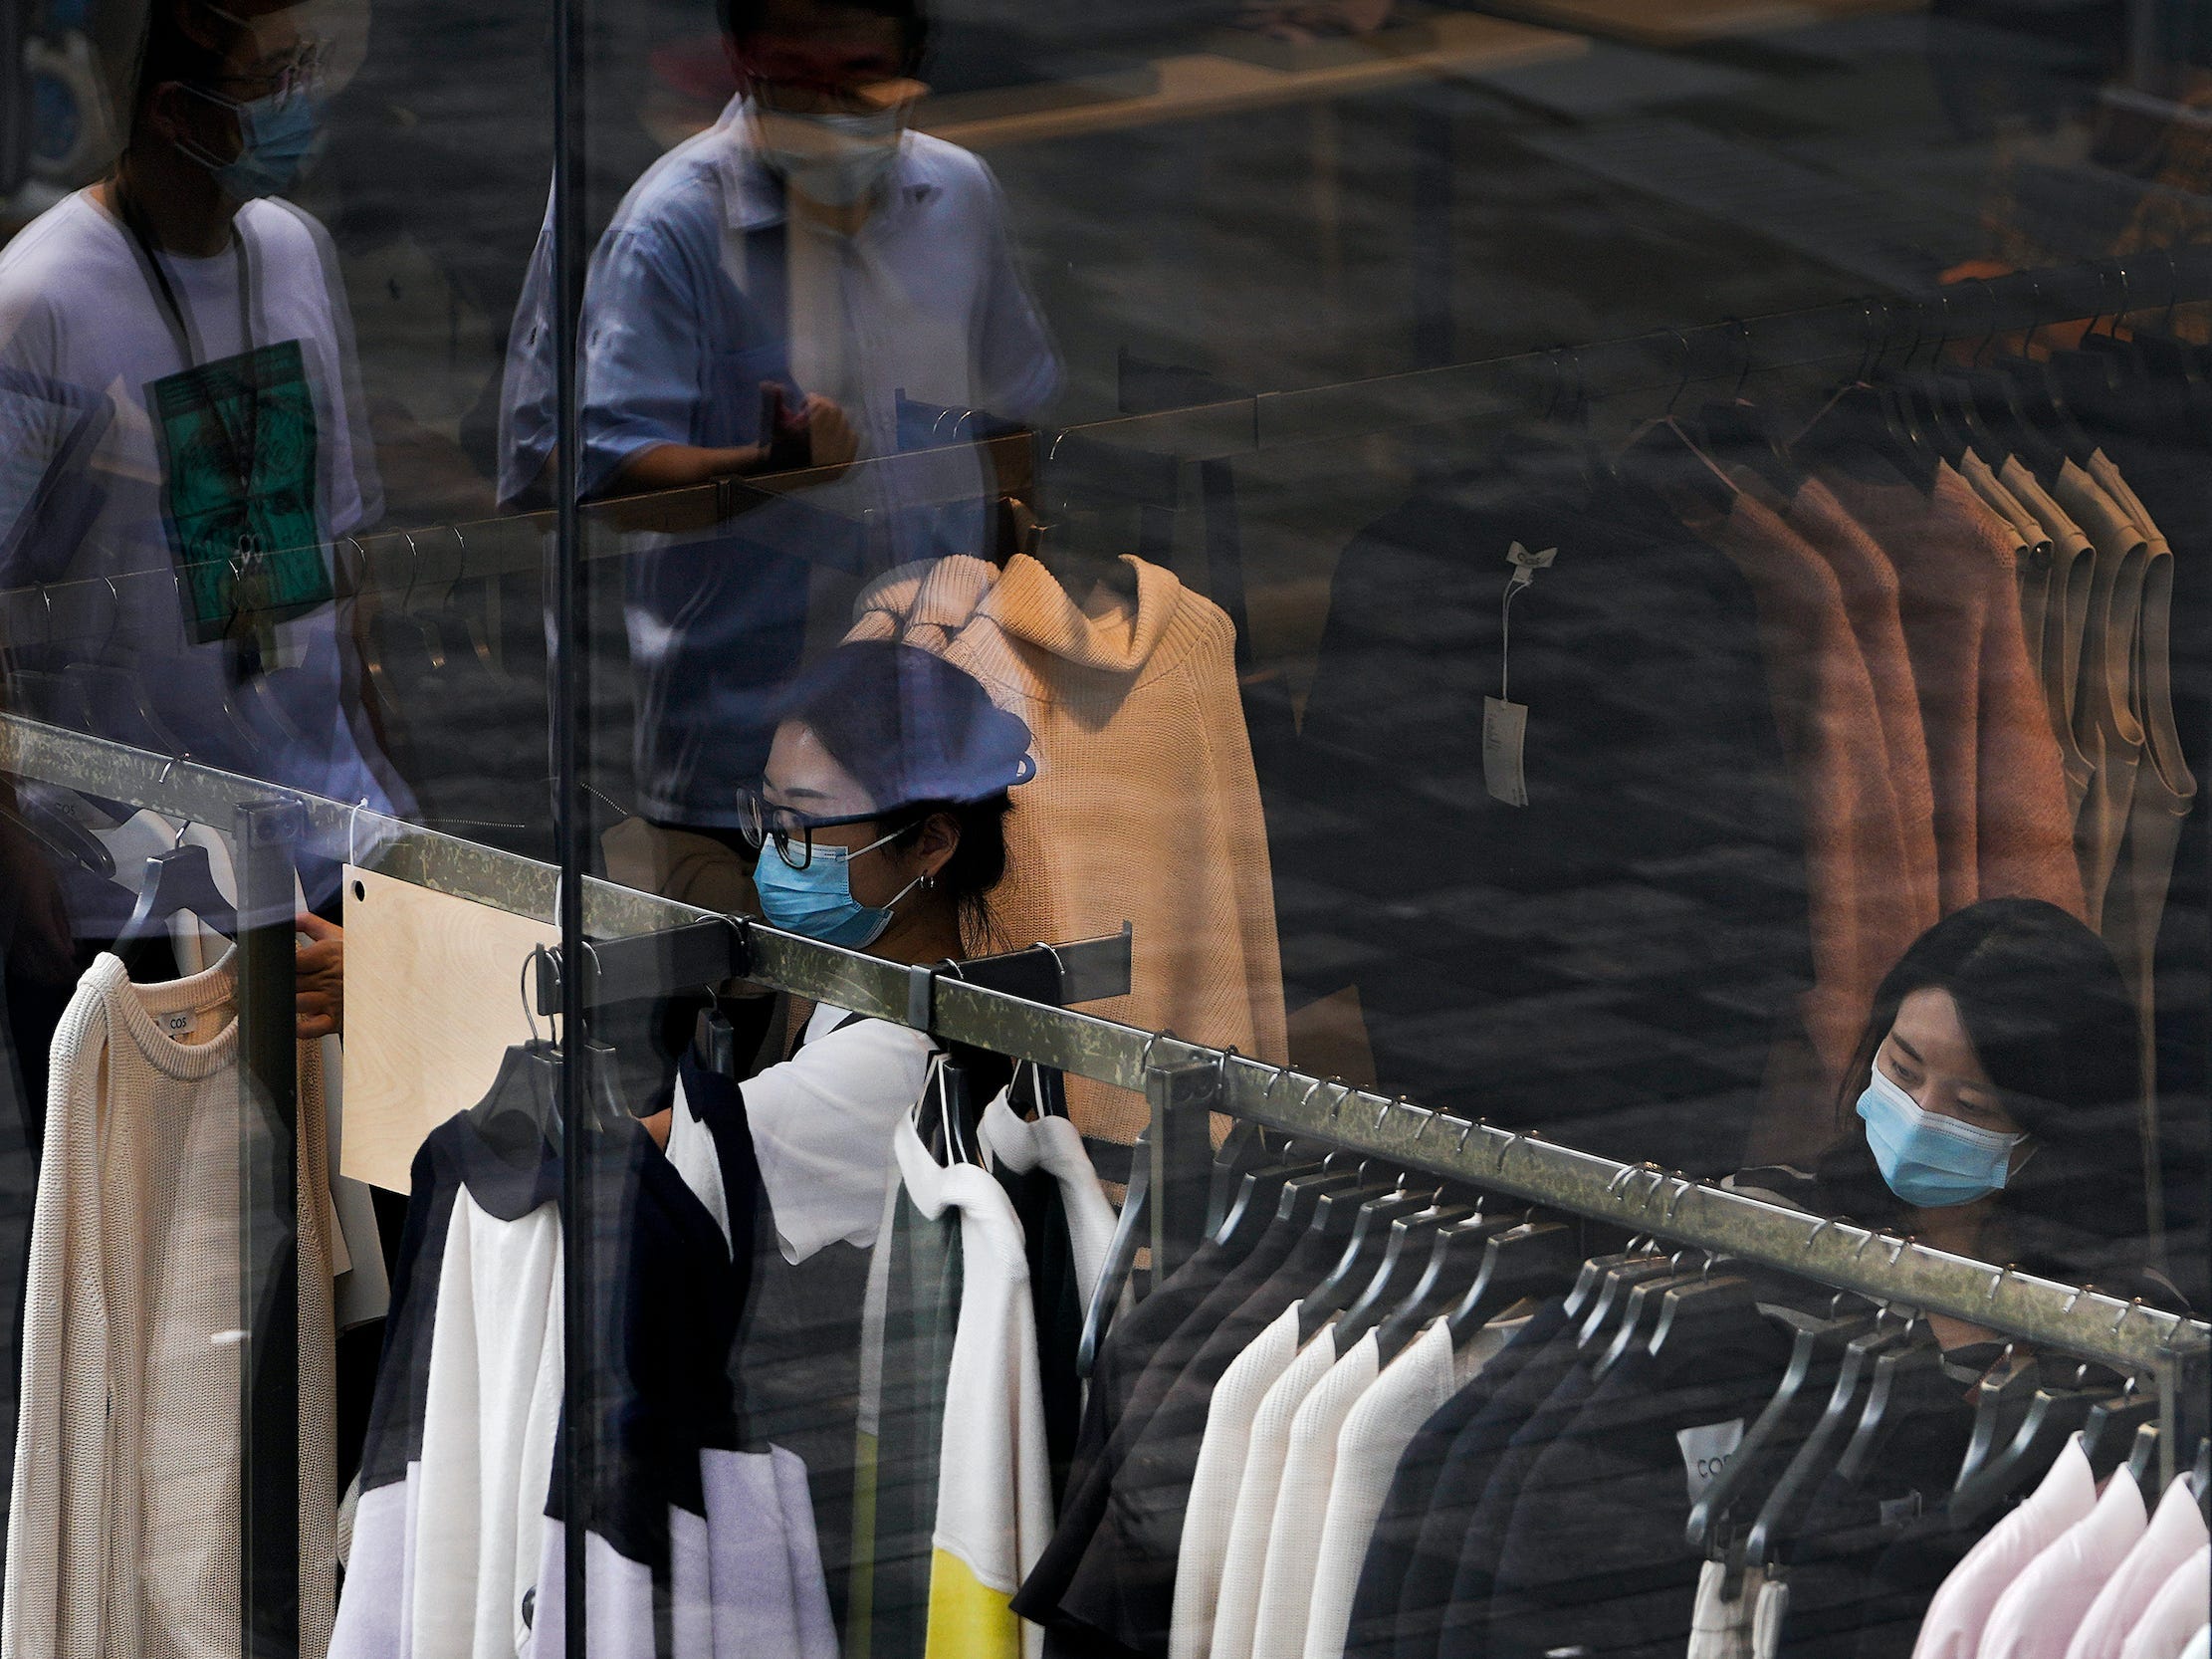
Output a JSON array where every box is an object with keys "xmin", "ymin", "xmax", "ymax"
[{"xmin": 500, "ymin": 0, "xmax": 1059, "ymax": 858}]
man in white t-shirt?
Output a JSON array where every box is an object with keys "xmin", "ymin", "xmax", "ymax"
[{"xmin": 0, "ymin": 0, "xmax": 407, "ymax": 876}]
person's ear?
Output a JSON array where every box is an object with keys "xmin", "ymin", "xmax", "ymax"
[
  {"xmin": 142, "ymin": 81, "xmax": 191, "ymax": 143},
  {"xmin": 913, "ymin": 812, "xmax": 960, "ymax": 884}
]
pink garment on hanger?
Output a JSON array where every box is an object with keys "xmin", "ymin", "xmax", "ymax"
[
  {"xmin": 1978, "ymin": 1463, "xmax": 2147, "ymax": 1659},
  {"xmin": 1911, "ymin": 1435, "xmax": 2097, "ymax": 1659},
  {"xmin": 2065, "ymin": 1474, "xmax": 2210, "ymax": 1659},
  {"xmin": 2120, "ymin": 1545, "xmax": 2212, "ymax": 1659}
]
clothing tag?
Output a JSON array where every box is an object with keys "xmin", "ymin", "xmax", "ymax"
[
  {"xmin": 1879, "ymin": 1491, "xmax": 1923, "ymax": 1529},
  {"xmin": 1505, "ymin": 540, "xmax": 1558, "ymax": 587},
  {"xmin": 1483, "ymin": 695, "xmax": 1529, "ymax": 808},
  {"xmin": 1676, "ymin": 1417, "xmax": 1746, "ymax": 1502},
  {"xmin": 159, "ymin": 1010, "xmax": 197, "ymax": 1038}
]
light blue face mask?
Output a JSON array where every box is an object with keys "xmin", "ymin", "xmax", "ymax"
[
  {"xmin": 177, "ymin": 83, "xmax": 326, "ymax": 199},
  {"xmin": 753, "ymin": 825, "xmax": 924, "ymax": 949},
  {"xmin": 1856, "ymin": 1066, "xmax": 2026, "ymax": 1209}
]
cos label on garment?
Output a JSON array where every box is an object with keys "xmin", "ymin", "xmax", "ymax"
[{"xmin": 1675, "ymin": 1418, "xmax": 1745, "ymax": 1502}]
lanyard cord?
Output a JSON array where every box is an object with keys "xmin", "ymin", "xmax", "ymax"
[{"xmin": 112, "ymin": 179, "xmax": 262, "ymax": 499}]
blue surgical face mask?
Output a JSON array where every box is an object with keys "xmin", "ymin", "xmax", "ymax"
[
  {"xmin": 176, "ymin": 83, "xmax": 326, "ymax": 199},
  {"xmin": 754, "ymin": 825, "xmax": 924, "ymax": 948},
  {"xmin": 1856, "ymin": 1066, "xmax": 2026, "ymax": 1209},
  {"xmin": 752, "ymin": 106, "xmax": 902, "ymax": 208}
]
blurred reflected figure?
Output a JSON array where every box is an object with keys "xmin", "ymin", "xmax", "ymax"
[
  {"xmin": 0, "ymin": 0, "xmax": 405, "ymax": 867},
  {"xmin": 502, "ymin": 0, "xmax": 1059, "ymax": 884}
]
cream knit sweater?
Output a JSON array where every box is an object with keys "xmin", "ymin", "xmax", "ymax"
[
  {"xmin": 4, "ymin": 951, "xmax": 336, "ymax": 1659},
  {"xmin": 848, "ymin": 552, "xmax": 1288, "ymax": 1143}
]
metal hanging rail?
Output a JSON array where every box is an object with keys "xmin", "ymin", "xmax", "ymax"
[
  {"xmin": 5, "ymin": 709, "xmax": 2205, "ymax": 1425},
  {"xmin": 7, "ymin": 242, "xmax": 2211, "ymax": 653}
]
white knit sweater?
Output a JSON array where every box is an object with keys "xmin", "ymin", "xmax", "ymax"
[{"xmin": 3, "ymin": 951, "xmax": 336, "ymax": 1659}]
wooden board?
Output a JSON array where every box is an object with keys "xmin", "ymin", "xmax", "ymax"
[
  {"xmin": 917, "ymin": 12, "xmax": 1584, "ymax": 149},
  {"xmin": 1467, "ymin": 0, "xmax": 1923, "ymax": 48},
  {"xmin": 340, "ymin": 865, "xmax": 557, "ymax": 1192}
]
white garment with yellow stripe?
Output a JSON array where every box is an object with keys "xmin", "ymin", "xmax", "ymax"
[{"xmin": 856, "ymin": 1114, "xmax": 1052, "ymax": 1659}]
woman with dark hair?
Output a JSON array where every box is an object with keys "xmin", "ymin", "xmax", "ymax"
[
  {"xmin": 1749, "ymin": 897, "xmax": 2182, "ymax": 1340},
  {"xmin": 641, "ymin": 640, "xmax": 1034, "ymax": 1625}
]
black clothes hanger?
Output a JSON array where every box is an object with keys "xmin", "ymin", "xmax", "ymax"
[
  {"xmin": 2126, "ymin": 1422, "xmax": 2161, "ymax": 1493},
  {"xmin": 1952, "ymin": 1348, "xmax": 2042, "ymax": 1493},
  {"xmin": 1372, "ymin": 1209, "xmax": 1529, "ymax": 1364},
  {"xmin": 1744, "ymin": 1317, "xmax": 1915, "ymax": 1571},
  {"xmin": 1576, "ymin": 1249, "xmax": 1692, "ymax": 1355},
  {"xmin": 1444, "ymin": 1220, "xmax": 1582, "ymax": 1344},
  {"xmin": 1835, "ymin": 1328, "xmax": 1960, "ymax": 1487},
  {"xmin": 1, "ymin": 784, "xmax": 111, "ymax": 880},
  {"xmin": 1687, "ymin": 1306, "xmax": 1881, "ymax": 1554},
  {"xmin": 1215, "ymin": 1153, "xmax": 1336, "ymax": 1265},
  {"xmin": 918, "ymin": 1053, "xmax": 985, "ymax": 1167},
  {"xmin": 468, "ymin": 1038, "xmax": 565, "ymax": 1148},
  {"xmin": 1206, "ymin": 1120, "xmax": 1280, "ymax": 1238},
  {"xmin": 1949, "ymin": 1382, "xmax": 2116, "ymax": 1533},
  {"xmin": 1331, "ymin": 1202, "xmax": 1478, "ymax": 1355},
  {"xmin": 114, "ymin": 839, "xmax": 237, "ymax": 956},
  {"xmin": 2080, "ymin": 1387, "xmax": 2162, "ymax": 1481},
  {"xmin": 1796, "ymin": 381, "xmax": 1937, "ymax": 491},
  {"xmin": 1592, "ymin": 1260, "xmax": 1707, "ymax": 1379},
  {"xmin": 1296, "ymin": 1187, "xmax": 1440, "ymax": 1343},
  {"xmin": 1081, "ymin": 1129, "xmax": 1151, "ymax": 1377}
]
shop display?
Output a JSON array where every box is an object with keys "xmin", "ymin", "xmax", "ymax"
[
  {"xmin": 4, "ymin": 949, "xmax": 338, "ymax": 1659},
  {"xmin": 1, "ymin": 2, "xmax": 2210, "ymax": 1656}
]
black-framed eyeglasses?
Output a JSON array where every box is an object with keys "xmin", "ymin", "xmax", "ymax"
[{"xmin": 738, "ymin": 787, "xmax": 881, "ymax": 869}]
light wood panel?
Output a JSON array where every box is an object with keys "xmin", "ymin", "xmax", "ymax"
[{"xmin": 340, "ymin": 865, "xmax": 557, "ymax": 1192}]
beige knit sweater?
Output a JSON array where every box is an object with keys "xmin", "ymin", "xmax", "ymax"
[
  {"xmin": 848, "ymin": 552, "xmax": 1288, "ymax": 1143},
  {"xmin": 4, "ymin": 951, "xmax": 336, "ymax": 1659}
]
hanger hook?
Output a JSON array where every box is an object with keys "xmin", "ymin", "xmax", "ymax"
[
  {"xmin": 1969, "ymin": 277, "xmax": 2004, "ymax": 366},
  {"xmin": 402, "ymin": 531, "xmax": 422, "ymax": 611},
  {"xmin": 520, "ymin": 947, "xmax": 547, "ymax": 1046},
  {"xmin": 1666, "ymin": 329, "xmax": 1693, "ymax": 414},
  {"xmin": 2158, "ymin": 246, "xmax": 2182, "ymax": 333},
  {"xmin": 1727, "ymin": 317, "xmax": 1753, "ymax": 402}
]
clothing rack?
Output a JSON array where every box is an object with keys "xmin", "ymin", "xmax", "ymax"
[
  {"xmin": 6, "ymin": 244, "xmax": 2211, "ymax": 657},
  {"xmin": 3, "ymin": 713, "xmax": 2204, "ymax": 1469}
]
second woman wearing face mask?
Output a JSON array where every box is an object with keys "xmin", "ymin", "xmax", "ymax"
[{"xmin": 1736, "ymin": 898, "xmax": 2186, "ymax": 1340}]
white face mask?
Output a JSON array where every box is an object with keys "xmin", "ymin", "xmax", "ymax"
[{"xmin": 753, "ymin": 106, "xmax": 902, "ymax": 208}]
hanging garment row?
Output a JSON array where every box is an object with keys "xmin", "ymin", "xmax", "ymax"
[
  {"xmin": 0, "ymin": 792, "xmax": 387, "ymax": 1659},
  {"xmin": 1288, "ymin": 298, "xmax": 2206, "ymax": 1216},
  {"xmin": 1006, "ymin": 1137, "xmax": 2208, "ymax": 1659}
]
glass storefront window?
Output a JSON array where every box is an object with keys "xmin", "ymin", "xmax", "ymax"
[{"xmin": 0, "ymin": 0, "xmax": 2207, "ymax": 1654}]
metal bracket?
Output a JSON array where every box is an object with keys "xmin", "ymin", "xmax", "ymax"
[{"xmin": 1146, "ymin": 1047, "xmax": 1217, "ymax": 1282}]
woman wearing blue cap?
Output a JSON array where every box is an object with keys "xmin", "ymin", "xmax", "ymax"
[{"xmin": 645, "ymin": 640, "xmax": 1037, "ymax": 1626}]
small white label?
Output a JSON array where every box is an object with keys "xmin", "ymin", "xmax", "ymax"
[
  {"xmin": 160, "ymin": 1011, "xmax": 197, "ymax": 1037},
  {"xmin": 1677, "ymin": 1417, "xmax": 1746, "ymax": 1501},
  {"xmin": 1483, "ymin": 696, "xmax": 1530, "ymax": 807}
]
